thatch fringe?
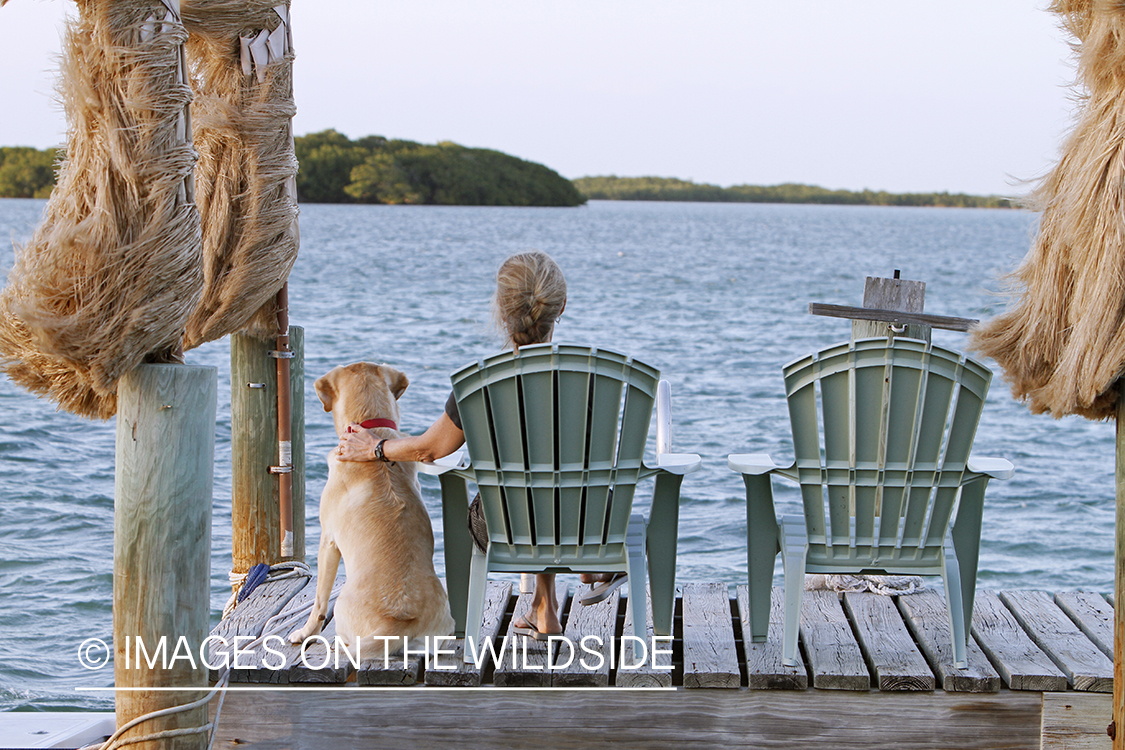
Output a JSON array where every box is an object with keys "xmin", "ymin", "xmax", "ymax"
[
  {"xmin": 0, "ymin": 0, "xmax": 202, "ymax": 419},
  {"xmin": 181, "ymin": 0, "xmax": 298, "ymax": 348},
  {"xmin": 970, "ymin": 0, "xmax": 1125, "ymax": 420}
]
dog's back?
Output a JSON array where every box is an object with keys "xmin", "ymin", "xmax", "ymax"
[
  {"xmin": 290, "ymin": 362, "xmax": 454, "ymax": 657},
  {"xmin": 325, "ymin": 453, "xmax": 455, "ymax": 651}
]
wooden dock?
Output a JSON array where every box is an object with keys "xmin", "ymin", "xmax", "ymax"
[{"xmin": 203, "ymin": 575, "xmax": 1117, "ymax": 749}]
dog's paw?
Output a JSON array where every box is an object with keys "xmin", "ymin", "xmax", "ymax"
[{"xmin": 288, "ymin": 627, "xmax": 311, "ymax": 645}]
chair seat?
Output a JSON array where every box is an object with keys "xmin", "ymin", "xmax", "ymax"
[
  {"xmin": 781, "ymin": 514, "xmax": 946, "ymax": 573},
  {"xmin": 482, "ymin": 514, "xmax": 643, "ymax": 572}
]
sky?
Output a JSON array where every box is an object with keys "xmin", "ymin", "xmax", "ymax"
[{"xmin": 0, "ymin": 1, "xmax": 1077, "ymax": 196}]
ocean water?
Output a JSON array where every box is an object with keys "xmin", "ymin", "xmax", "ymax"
[{"xmin": 0, "ymin": 198, "xmax": 1114, "ymax": 711}]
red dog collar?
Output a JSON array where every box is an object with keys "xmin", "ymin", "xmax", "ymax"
[{"xmin": 351, "ymin": 418, "xmax": 397, "ymax": 432}]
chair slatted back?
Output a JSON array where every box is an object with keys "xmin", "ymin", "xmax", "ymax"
[
  {"xmin": 781, "ymin": 337, "xmax": 991, "ymax": 569},
  {"xmin": 451, "ymin": 344, "xmax": 660, "ymax": 556}
]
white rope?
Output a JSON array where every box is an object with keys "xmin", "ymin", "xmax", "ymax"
[
  {"xmin": 223, "ymin": 560, "xmax": 311, "ymax": 619},
  {"xmin": 78, "ymin": 673, "xmax": 226, "ymax": 750},
  {"xmin": 805, "ymin": 573, "xmax": 925, "ymax": 595},
  {"xmin": 82, "ymin": 562, "xmax": 313, "ymax": 750}
]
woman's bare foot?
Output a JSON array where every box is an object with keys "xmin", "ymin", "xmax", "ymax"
[
  {"xmin": 512, "ymin": 611, "xmax": 563, "ymax": 640},
  {"xmin": 513, "ymin": 573, "xmax": 562, "ymax": 638}
]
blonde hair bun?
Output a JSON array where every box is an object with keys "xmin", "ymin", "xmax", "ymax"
[{"xmin": 493, "ymin": 251, "xmax": 567, "ymax": 348}]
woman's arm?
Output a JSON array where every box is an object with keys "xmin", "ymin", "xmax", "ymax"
[{"xmin": 336, "ymin": 412, "xmax": 464, "ymax": 464}]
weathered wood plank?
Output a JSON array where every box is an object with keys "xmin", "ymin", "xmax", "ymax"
[
  {"xmin": 1041, "ymin": 692, "xmax": 1112, "ymax": 750},
  {"xmin": 287, "ymin": 618, "xmax": 352, "ymax": 684},
  {"xmin": 207, "ymin": 575, "xmax": 309, "ymax": 682},
  {"xmin": 1055, "ymin": 591, "xmax": 1115, "ymax": 660},
  {"xmin": 971, "ymin": 589, "xmax": 1067, "ymax": 692},
  {"xmin": 843, "ymin": 592, "xmax": 934, "ymax": 691},
  {"xmin": 896, "ymin": 589, "xmax": 1000, "ymax": 692},
  {"xmin": 615, "ymin": 585, "xmax": 674, "ymax": 688},
  {"xmin": 737, "ymin": 586, "xmax": 807, "ymax": 690},
  {"xmin": 357, "ymin": 645, "xmax": 422, "ymax": 686},
  {"xmin": 801, "ymin": 589, "xmax": 870, "ymax": 691},
  {"xmin": 493, "ymin": 579, "xmax": 569, "ymax": 687},
  {"xmin": 1001, "ymin": 590, "xmax": 1114, "ymax": 693},
  {"xmin": 239, "ymin": 573, "xmax": 342, "ymax": 684},
  {"xmin": 552, "ymin": 588, "xmax": 620, "ymax": 687},
  {"xmin": 425, "ymin": 581, "xmax": 513, "ymax": 687},
  {"xmin": 812, "ymin": 304, "xmax": 975, "ymax": 334},
  {"xmin": 212, "ymin": 688, "xmax": 1043, "ymax": 750},
  {"xmin": 681, "ymin": 582, "xmax": 740, "ymax": 688}
]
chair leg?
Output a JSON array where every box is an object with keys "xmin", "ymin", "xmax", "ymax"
[
  {"xmin": 647, "ymin": 472, "xmax": 683, "ymax": 637},
  {"xmin": 439, "ymin": 474, "xmax": 474, "ymax": 637},
  {"xmin": 626, "ymin": 513, "xmax": 649, "ymax": 644},
  {"xmin": 781, "ymin": 520, "xmax": 807, "ymax": 668},
  {"xmin": 630, "ymin": 548, "xmax": 648, "ymax": 643},
  {"xmin": 743, "ymin": 473, "xmax": 780, "ymax": 643},
  {"xmin": 950, "ymin": 476, "xmax": 988, "ymax": 653},
  {"xmin": 461, "ymin": 546, "xmax": 489, "ymax": 664},
  {"xmin": 943, "ymin": 537, "xmax": 968, "ymax": 669}
]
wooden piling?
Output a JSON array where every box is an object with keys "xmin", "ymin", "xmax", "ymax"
[
  {"xmin": 231, "ymin": 327, "xmax": 305, "ymax": 580},
  {"xmin": 852, "ymin": 275, "xmax": 930, "ymax": 343},
  {"xmin": 1115, "ymin": 394, "xmax": 1124, "ymax": 748},
  {"xmin": 114, "ymin": 364, "xmax": 216, "ymax": 750},
  {"xmin": 810, "ymin": 272, "xmax": 978, "ymax": 341}
]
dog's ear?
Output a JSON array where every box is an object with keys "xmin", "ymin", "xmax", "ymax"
[
  {"xmin": 314, "ymin": 369, "xmax": 337, "ymax": 412},
  {"xmin": 385, "ymin": 368, "xmax": 409, "ymax": 400}
]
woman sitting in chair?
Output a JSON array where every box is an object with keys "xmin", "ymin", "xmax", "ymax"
[{"xmin": 336, "ymin": 250, "xmax": 625, "ymax": 639}]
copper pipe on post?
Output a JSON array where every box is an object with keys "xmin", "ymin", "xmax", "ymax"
[{"xmin": 271, "ymin": 283, "xmax": 295, "ymax": 557}]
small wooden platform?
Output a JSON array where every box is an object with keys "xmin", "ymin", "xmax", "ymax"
[{"xmin": 209, "ymin": 576, "xmax": 1114, "ymax": 695}]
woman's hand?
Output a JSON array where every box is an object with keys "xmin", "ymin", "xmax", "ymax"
[
  {"xmin": 335, "ymin": 424, "xmax": 378, "ymax": 462},
  {"xmin": 333, "ymin": 413, "xmax": 464, "ymax": 464}
]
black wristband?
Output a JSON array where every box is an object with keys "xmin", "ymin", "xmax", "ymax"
[{"xmin": 374, "ymin": 438, "xmax": 391, "ymax": 463}]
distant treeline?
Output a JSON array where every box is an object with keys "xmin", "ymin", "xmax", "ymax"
[
  {"xmin": 573, "ymin": 176, "xmax": 1016, "ymax": 209},
  {"xmin": 0, "ymin": 134, "xmax": 586, "ymax": 207},
  {"xmin": 0, "ymin": 147, "xmax": 57, "ymax": 199},
  {"xmin": 296, "ymin": 130, "xmax": 585, "ymax": 206},
  {"xmin": 0, "ymin": 142, "xmax": 1014, "ymax": 210}
]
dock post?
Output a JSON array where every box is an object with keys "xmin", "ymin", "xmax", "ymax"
[
  {"xmin": 231, "ymin": 327, "xmax": 305, "ymax": 583},
  {"xmin": 1115, "ymin": 395, "xmax": 1124, "ymax": 749},
  {"xmin": 851, "ymin": 273, "xmax": 930, "ymax": 343},
  {"xmin": 114, "ymin": 364, "xmax": 216, "ymax": 750}
]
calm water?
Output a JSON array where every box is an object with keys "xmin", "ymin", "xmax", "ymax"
[{"xmin": 0, "ymin": 199, "xmax": 1113, "ymax": 711}]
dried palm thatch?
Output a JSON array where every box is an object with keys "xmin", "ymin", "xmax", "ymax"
[
  {"xmin": 181, "ymin": 0, "xmax": 299, "ymax": 349},
  {"xmin": 971, "ymin": 0, "xmax": 1125, "ymax": 421},
  {"xmin": 0, "ymin": 0, "xmax": 202, "ymax": 419}
]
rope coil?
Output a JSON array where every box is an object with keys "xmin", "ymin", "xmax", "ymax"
[{"xmin": 82, "ymin": 562, "xmax": 313, "ymax": 750}]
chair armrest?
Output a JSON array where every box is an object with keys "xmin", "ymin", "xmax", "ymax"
[
  {"xmin": 418, "ymin": 449, "xmax": 470, "ymax": 476},
  {"xmin": 966, "ymin": 456, "xmax": 1014, "ymax": 480},
  {"xmin": 652, "ymin": 452, "xmax": 702, "ymax": 475},
  {"xmin": 728, "ymin": 453, "xmax": 781, "ymax": 475}
]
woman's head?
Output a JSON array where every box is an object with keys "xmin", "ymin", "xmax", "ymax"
[{"xmin": 493, "ymin": 251, "xmax": 567, "ymax": 348}]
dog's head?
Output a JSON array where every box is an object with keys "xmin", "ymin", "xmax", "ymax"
[{"xmin": 315, "ymin": 363, "xmax": 409, "ymax": 437}]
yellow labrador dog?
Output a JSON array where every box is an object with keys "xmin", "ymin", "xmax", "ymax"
[{"xmin": 289, "ymin": 363, "xmax": 454, "ymax": 656}]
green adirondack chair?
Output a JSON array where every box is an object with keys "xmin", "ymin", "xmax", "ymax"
[
  {"xmin": 728, "ymin": 337, "xmax": 1013, "ymax": 669},
  {"xmin": 421, "ymin": 343, "xmax": 700, "ymax": 659}
]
